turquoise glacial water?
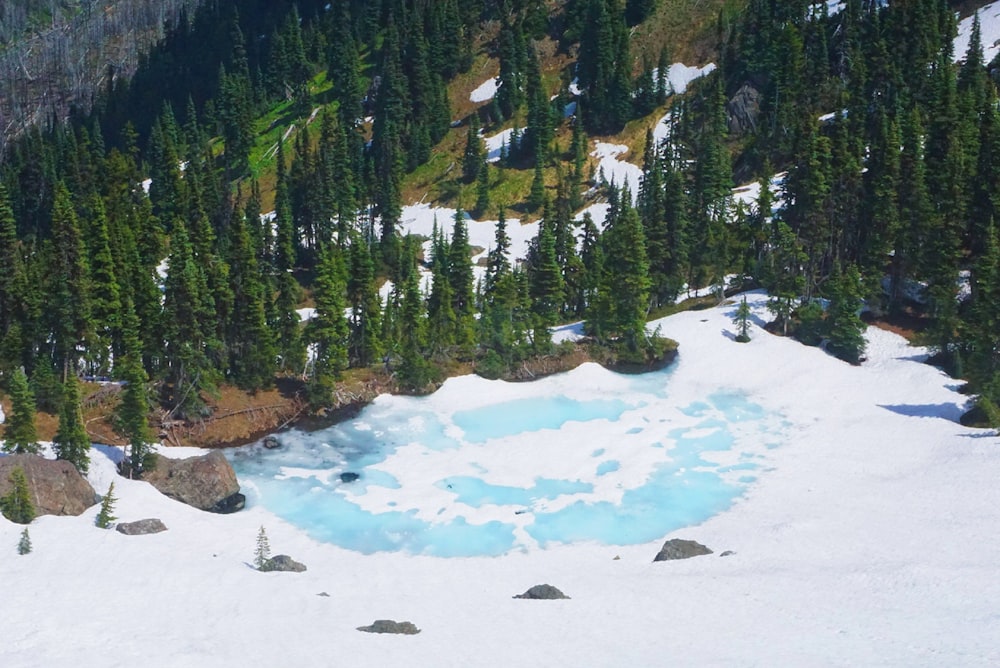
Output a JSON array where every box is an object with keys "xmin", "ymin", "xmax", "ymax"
[{"xmin": 228, "ymin": 370, "xmax": 781, "ymax": 557}]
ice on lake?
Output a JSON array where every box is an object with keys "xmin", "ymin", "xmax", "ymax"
[{"xmin": 229, "ymin": 363, "xmax": 786, "ymax": 557}]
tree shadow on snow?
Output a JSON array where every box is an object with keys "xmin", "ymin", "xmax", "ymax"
[{"xmin": 879, "ymin": 403, "xmax": 963, "ymax": 422}]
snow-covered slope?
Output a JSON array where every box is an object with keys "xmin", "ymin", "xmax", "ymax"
[{"xmin": 2, "ymin": 292, "xmax": 998, "ymax": 667}]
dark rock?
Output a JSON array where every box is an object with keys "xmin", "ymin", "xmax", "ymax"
[
  {"xmin": 720, "ymin": 550, "xmax": 735, "ymax": 557},
  {"xmin": 262, "ymin": 436, "xmax": 281, "ymax": 449},
  {"xmin": 116, "ymin": 518, "xmax": 168, "ymax": 535},
  {"xmin": 211, "ymin": 492, "xmax": 245, "ymax": 514},
  {"xmin": 143, "ymin": 451, "xmax": 241, "ymax": 513},
  {"xmin": 727, "ymin": 82, "xmax": 762, "ymax": 136},
  {"xmin": 262, "ymin": 554, "xmax": 307, "ymax": 572},
  {"xmin": 653, "ymin": 538, "xmax": 713, "ymax": 562},
  {"xmin": 340, "ymin": 472, "xmax": 360, "ymax": 483},
  {"xmin": 317, "ymin": 592, "xmax": 330, "ymax": 597},
  {"xmin": 357, "ymin": 620, "xmax": 421, "ymax": 635},
  {"xmin": 0, "ymin": 454, "xmax": 98, "ymax": 516},
  {"xmin": 513, "ymin": 584, "xmax": 570, "ymax": 600}
]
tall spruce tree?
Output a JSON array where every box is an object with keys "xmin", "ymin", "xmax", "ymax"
[
  {"xmin": 2, "ymin": 368, "xmax": 38, "ymax": 454},
  {"xmin": 307, "ymin": 243, "xmax": 350, "ymax": 407},
  {"xmin": 53, "ymin": 374, "xmax": 91, "ymax": 474}
]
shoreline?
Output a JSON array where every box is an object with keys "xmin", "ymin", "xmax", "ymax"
[{"xmin": 173, "ymin": 340, "xmax": 680, "ymax": 450}]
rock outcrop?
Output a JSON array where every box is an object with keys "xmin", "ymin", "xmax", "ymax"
[
  {"xmin": 0, "ymin": 454, "xmax": 98, "ymax": 516},
  {"xmin": 116, "ymin": 519, "xmax": 168, "ymax": 535},
  {"xmin": 261, "ymin": 555, "xmax": 307, "ymax": 572},
  {"xmin": 143, "ymin": 451, "xmax": 243, "ymax": 513},
  {"xmin": 513, "ymin": 584, "xmax": 570, "ymax": 600},
  {"xmin": 727, "ymin": 82, "xmax": 762, "ymax": 136},
  {"xmin": 653, "ymin": 538, "xmax": 713, "ymax": 562},
  {"xmin": 357, "ymin": 620, "xmax": 421, "ymax": 635}
]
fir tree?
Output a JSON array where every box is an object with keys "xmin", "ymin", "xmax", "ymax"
[
  {"xmin": 307, "ymin": 243, "xmax": 350, "ymax": 407},
  {"xmin": 53, "ymin": 374, "xmax": 91, "ymax": 475},
  {"xmin": 0, "ymin": 466, "xmax": 34, "ymax": 524},
  {"xmin": 733, "ymin": 296, "xmax": 752, "ymax": 343},
  {"xmin": 826, "ymin": 265, "xmax": 867, "ymax": 365},
  {"xmin": 17, "ymin": 527, "xmax": 32, "ymax": 555},
  {"xmin": 254, "ymin": 525, "xmax": 272, "ymax": 570},
  {"xmin": 2, "ymin": 368, "xmax": 39, "ymax": 454},
  {"xmin": 117, "ymin": 301, "xmax": 154, "ymax": 478},
  {"xmin": 462, "ymin": 116, "xmax": 484, "ymax": 183},
  {"xmin": 95, "ymin": 483, "xmax": 118, "ymax": 528},
  {"xmin": 448, "ymin": 210, "xmax": 477, "ymax": 350}
]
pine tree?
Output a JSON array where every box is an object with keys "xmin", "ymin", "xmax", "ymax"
[
  {"xmin": 826, "ymin": 265, "xmax": 867, "ymax": 365},
  {"xmin": 49, "ymin": 182, "xmax": 93, "ymax": 379},
  {"xmin": 17, "ymin": 527, "xmax": 32, "ymax": 555},
  {"xmin": 462, "ymin": 116, "xmax": 484, "ymax": 183},
  {"xmin": 397, "ymin": 255, "xmax": 433, "ymax": 391},
  {"xmin": 308, "ymin": 243, "xmax": 349, "ymax": 407},
  {"xmin": 594, "ymin": 205, "xmax": 652, "ymax": 352},
  {"xmin": 733, "ymin": 296, "xmax": 752, "ymax": 343},
  {"xmin": 0, "ymin": 466, "xmax": 34, "ymax": 524},
  {"xmin": 2, "ymin": 368, "xmax": 39, "ymax": 454},
  {"xmin": 53, "ymin": 374, "xmax": 91, "ymax": 475},
  {"xmin": 254, "ymin": 525, "xmax": 272, "ymax": 570},
  {"xmin": 95, "ymin": 483, "xmax": 118, "ymax": 528},
  {"xmin": 448, "ymin": 210, "xmax": 477, "ymax": 350},
  {"xmin": 117, "ymin": 301, "xmax": 154, "ymax": 478},
  {"xmin": 346, "ymin": 234, "xmax": 382, "ymax": 368}
]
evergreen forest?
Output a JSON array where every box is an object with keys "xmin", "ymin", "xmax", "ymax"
[{"xmin": 2, "ymin": 0, "xmax": 1000, "ymax": 468}]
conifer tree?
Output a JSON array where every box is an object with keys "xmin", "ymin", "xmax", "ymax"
[
  {"xmin": 17, "ymin": 527, "xmax": 31, "ymax": 555},
  {"xmin": 826, "ymin": 265, "xmax": 867, "ymax": 365},
  {"xmin": 1, "ymin": 467, "xmax": 34, "ymax": 524},
  {"xmin": 397, "ymin": 266, "xmax": 432, "ymax": 391},
  {"xmin": 95, "ymin": 483, "xmax": 118, "ymax": 528},
  {"xmin": 53, "ymin": 374, "xmax": 91, "ymax": 474},
  {"xmin": 161, "ymin": 219, "xmax": 217, "ymax": 417},
  {"xmin": 462, "ymin": 116, "xmax": 484, "ymax": 183},
  {"xmin": 49, "ymin": 182, "xmax": 93, "ymax": 380},
  {"xmin": 308, "ymin": 243, "xmax": 350, "ymax": 407},
  {"xmin": 346, "ymin": 234, "xmax": 382, "ymax": 368},
  {"xmin": 84, "ymin": 195, "xmax": 121, "ymax": 376},
  {"xmin": 117, "ymin": 300, "xmax": 154, "ymax": 478},
  {"xmin": 2, "ymin": 368, "xmax": 38, "ymax": 454},
  {"xmin": 527, "ymin": 216, "xmax": 564, "ymax": 351},
  {"xmin": 448, "ymin": 210, "xmax": 477, "ymax": 350},
  {"xmin": 594, "ymin": 205, "xmax": 652, "ymax": 352},
  {"xmin": 733, "ymin": 296, "xmax": 752, "ymax": 343},
  {"xmin": 254, "ymin": 525, "xmax": 272, "ymax": 570}
]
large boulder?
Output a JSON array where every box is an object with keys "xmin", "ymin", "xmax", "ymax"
[
  {"xmin": 513, "ymin": 584, "xmax": 570, "ymax": 600},
  {"xmin": 143, "ymin": 451, "xmax": 242, "ymax": 513},
  {"xmin": 0, "ymin": 454, "xmax": 98, "ymax": 516},
  {"xmin": 261, "ymin": 555, "xmax": 307, "ymax": 572},
  {"xmin": 727, "ymin": 82, "xmax": 762, "ymax": 136},
  {"xmin": 116, "ymin": 518, "xmax": 168, "ymax": 535},
  {"xmin": 653, "ymin": 538, "xmax": 713, "ymax": 562},
  {"xmin": 357, "ymin": 620, "xmax": 421, "ymax": 635}
]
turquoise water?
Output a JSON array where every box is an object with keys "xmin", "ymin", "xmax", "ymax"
[
  {"xmin": 229, "ymin": 371, "xmax": 781, "ymax": 557},
  {"xmin": 452, "ymin": 396, "xmax": 631, "ymax": 443}
]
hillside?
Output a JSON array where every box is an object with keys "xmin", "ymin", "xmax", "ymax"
[
  {"xmin": 3, "ymin": 0, "xmax": 1000, "ymax": 456},
  {"xmin": 0, "ymin": 0, "xmax": 203, "ymax": 159}
]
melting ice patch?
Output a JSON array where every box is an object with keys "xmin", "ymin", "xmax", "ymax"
[{"xmin": 230, "ymin": 365, "xmax": 786, "ymax": 556}]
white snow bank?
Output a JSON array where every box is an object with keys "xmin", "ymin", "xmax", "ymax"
[
  {"xmin": 482, "ymin": 128, "xmax": 515, "ymax": 163},
  {"xmin": 4, "ymin": 292, "xmax": 998, "ymax": 666},
  {"xmin": 955, "ymin": 1, "xmax": 1000, "ymax": 64},
  {"xmin": 592, "ymin": 142, "xmax": 643, "ymax": 202},
  {"xmin": 470, "ymin": 78, "xmax": 499, "ymax": 103}
]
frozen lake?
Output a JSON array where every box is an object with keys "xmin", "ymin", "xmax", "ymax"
[{"xmin": 229, "ymin": 362, "xmax": 787, "ymax": 556}]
